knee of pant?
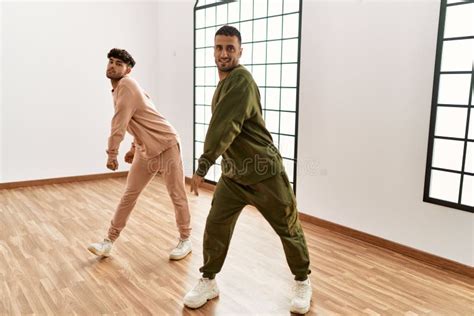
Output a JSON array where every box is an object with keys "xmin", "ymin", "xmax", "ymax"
[
  {"xmin": 284, "ymin": 221, "xmax": 299, "ymax": 237},
  {"xmin": 121, "ymin": 191, "xmax": 140, "ymax": 204},
  {"xmin": 283, "ymin": 211, "xmax": 301, "ymax": 235},
  {"xmin": 206, "ymin": 214, "xmax": 233, "ymax": 226},
  {"xmin": 168, "ymin": 191, "xmax": 184, "ymax": 202},
  {"xmin": 275, "ymin": 221, "xmax": 302, "ymax": 238},
  {"xmin": 205, "ymin": 216, "xmax": 219, "ymax": 227},
  {"xmin": 203, "ymin": 220, "xmax": 232, "ymax": 241},
  {"xmin": 203, "ymin": 236, "xmax": 227, "ymax": 251}
]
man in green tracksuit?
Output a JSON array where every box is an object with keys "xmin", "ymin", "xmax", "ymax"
[{"xmin": 183, "ymin": 25, "xmax": 312, "ymax": 314}]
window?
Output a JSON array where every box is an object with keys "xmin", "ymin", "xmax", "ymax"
[
  {"xmin": 424, "ymin": 0, "xmax": 474, "ymax": 212},
  {"xmin": 193, "ymin": 0, "xmax": 303, "ymax": 191}
]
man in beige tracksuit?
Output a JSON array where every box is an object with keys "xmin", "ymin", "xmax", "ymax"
[{"xmin": 88, "ymin": 48, "xmax": 192, "ymax": 260}]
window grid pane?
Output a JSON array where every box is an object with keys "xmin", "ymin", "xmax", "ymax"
[
  {"xmin": 194, "ymin": 0, "xmax": 302, "ymax": 190},
  {"xmin": 424, "ymin": 0, "xmax": 474, "ymax": 212}
]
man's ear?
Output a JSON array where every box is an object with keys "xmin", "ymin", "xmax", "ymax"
[{"xmin": 126, "ymin": 67, "xmax": 132, "ymax": 75}]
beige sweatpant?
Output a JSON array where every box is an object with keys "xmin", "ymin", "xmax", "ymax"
[{"xmin": 107, "ymin": 144, "xmax": 191, "ymax": 241}]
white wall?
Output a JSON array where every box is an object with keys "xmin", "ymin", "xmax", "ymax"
[
  {"xmin": 155, "ymin": 0, "xmax": 195, "ymax": 176},
  {"xmin": 297, "ymin": 0, "xmax": 473, "ymax": 266},
  {"xmin": 0, "ymin": 1, "xmax": 160, "ymax": 182}
]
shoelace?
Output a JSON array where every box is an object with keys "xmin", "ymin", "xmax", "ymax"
[
  {"xmin": 194, "ymin": 278, "xmax": 209, "ymax": 292},
  {"xmin": 294, "ymin": 283, "xmax": 309, "ymax": 298},
  {"xmin": 176, "ymin": 240, "xmax": 185, "ymax": 249}
]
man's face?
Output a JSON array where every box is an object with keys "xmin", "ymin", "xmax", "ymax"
[
  {"xmin": 214, "ymin": 35, "xmax": 242, "ymax": 72},
  {"xmin": 106, "ymin": 57, "xmax": 131, "ymax": 79}
]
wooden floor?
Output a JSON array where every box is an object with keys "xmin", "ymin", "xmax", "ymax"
[{"xmin": 0, "ymin": 176, "xmax": 472, "ymax": 315}]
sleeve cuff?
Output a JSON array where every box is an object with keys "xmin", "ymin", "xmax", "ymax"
[
  {"xmin": 196, "ymin": 156, "xmax": 213, "ymax": 177},
  {"xmin": 106, "ymin": 149, "xmax": 118, "ymax": 160}
]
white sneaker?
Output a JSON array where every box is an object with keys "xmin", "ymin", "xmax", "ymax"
[
  {"xmin": 290, "ymin": 278, "xmax": 312, "ymax": 314},
  {"xmin": 169, "ymin": 239, "xmax": 192, "ymax": 260},
  {"xmin": 183, "ymin": 278, "xmax": 219, "ymax": 309},
  {"xmin": 87, "ymin": 238, "xmax": 113, "ymax": 257}
]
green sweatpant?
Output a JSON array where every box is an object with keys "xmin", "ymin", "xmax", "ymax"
[{"xmin": 199, "ymin": 171, "xmax": 311, "ymax": 281}]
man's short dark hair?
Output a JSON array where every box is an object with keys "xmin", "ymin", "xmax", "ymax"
[
  {"xmin": 215, "ymin": 25, "xmax": 241, "ymax": 44},
  {"xmin": 107, "ymin": 48, "xmax": 136, "ymax": 68}
]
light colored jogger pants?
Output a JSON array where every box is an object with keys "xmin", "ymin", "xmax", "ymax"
[{"xmin": 107, "ymin": 144, "xmax": 191, "ymax": 241}]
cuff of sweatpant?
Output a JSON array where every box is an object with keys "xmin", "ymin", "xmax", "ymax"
[{"xmin": 294, "ymin": 269, "xmax": 311, "ymax": 281}]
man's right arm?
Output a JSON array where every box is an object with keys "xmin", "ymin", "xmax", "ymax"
[
  {"xmin": 196, "ymin": 75, "xmax": 256, "ymax": 177},
  {"xmin": 106, "ymin": 84, "xmax": 136, "ymax": 160}
]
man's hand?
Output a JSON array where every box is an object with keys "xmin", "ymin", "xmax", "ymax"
[
  {"xmin": 124, "ymin": 150, "xmax": 134, "ymax": 164},
  {"xmin": 190, "ymin": 173, "xmax": 204, "ymax": 196},
  {"xmin": 107, "ymin": 158, "xmax": 118, "ymax": 171}
]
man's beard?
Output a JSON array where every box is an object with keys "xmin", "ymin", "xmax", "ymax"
[
  {"xmin": 218, "ymin": 65, "xmax": 232, "ymax": 72},
  {"xmin": 106, "ymin": 72, "xmax": 124, "ymax": 80},
  {"xmin": 217, "ymin": 60, "xmax": 236, "ymax": 72}
]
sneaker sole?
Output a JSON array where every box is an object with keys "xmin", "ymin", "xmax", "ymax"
[
  {"xmin": 290, "ymin": 298, "xmax": 312, "ymax": 315},
  {"xmin": 184, "ymin": 291, "xmax": 219, "ymax": 309},
  {"xmin": 87, "ymin": 246, "xmax": 110, "ymax": 257},
  {"xmin": 169, "ymin": 249, "xmax": 192, "ymax": 261},
  {"xmin": 290, "ymin": 306, "xmax": 310, "ymax": 315}
]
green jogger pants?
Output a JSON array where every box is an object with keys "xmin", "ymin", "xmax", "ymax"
[{"xmin": 199, "ymin": 171, "xmax": 311, "ymax": 280}]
